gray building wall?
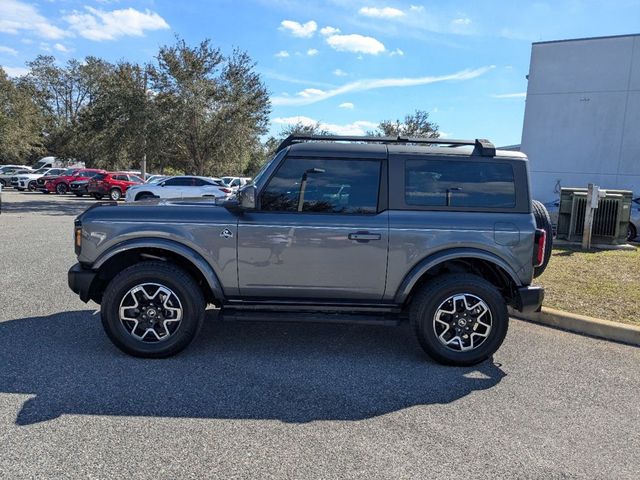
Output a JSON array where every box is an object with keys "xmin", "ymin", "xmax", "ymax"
[{"xmin": 521, "ymin": 34, "xmax": 640, "ymax": 202}]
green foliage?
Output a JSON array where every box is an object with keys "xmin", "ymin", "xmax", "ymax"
[
  {"xmin": 0, "ymin": 68, "xmax": 46, "ymax": 163},
  {"xmin": 370, "ymin": 109, "xmax": 439, "ymax": 138}
]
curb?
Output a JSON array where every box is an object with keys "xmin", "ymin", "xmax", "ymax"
[{"xmin": 509, "ymin": 306, "xmax": 640, "ymax": 347}]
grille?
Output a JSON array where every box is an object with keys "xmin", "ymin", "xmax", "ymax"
[{"xmin": 572, "ymin": 197, "xmax": 619, "ymax": 237}]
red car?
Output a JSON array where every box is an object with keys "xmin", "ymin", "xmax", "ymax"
[
  {"xmin": 87, "ymin": 172, "xmax": 144, "ymax": 201},
  {"xmin": 40, "ymin": 168, "xmax": 106, "ymax": 195}
]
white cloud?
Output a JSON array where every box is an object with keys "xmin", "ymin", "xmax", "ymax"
[
  {"xmin": 333, "ymin": 68, "xmax": 347, "ymax": 77},
  {"xmin": 297, "ymin": 88, "xmax": 325, "ymax": 98},
  {"xmin": 0, "ymin": 0, "xmax": 67, "ymax": 39},
  {"xmin": 273, "ymin": 116, "xmax": 377, "ymax": 136},
  {"xmin": 307, "ymin": 48, "xmax": 319, "ymax": 56},
  {"xmin": 390, "ymin": 48, "xmax": 404, "ymax": 56},
  {"xmin": 2, "ymin": 66, "xmax": 29, "ymax": 77},
  {"xmin": 320, "ymin": 26, "xmax": 340, "ymax": 36},
  {"xmin": 492, "ymin": 92, "xmax": 526, "ymax": 98},
  {"xmin": 64, "ymin": 7, "xmax": 169, "ymax": 41},
  {"xmin": 0, "ymin": 46, "xmax": 18, "ymax": 56},
  {"xmin": 54, "ymin": 43, "xmax": 71, "ymax": 53},
  {"xmin": 271, "ymin": 66, "xmax": 495, "ymax": 106},
  {"xmin": 452, "ymin": 18, "xmax": 472, "ymax": 25},
  {"xmin": 359, "ymin": 7, "xmax": 405, "ymax": 18},
  {"xmin": 339, "ymin": 102, "xmax": 354, "ymax": 109},
  {"xmin": 275, "ymin": 50, "xmax": 290, "ymax": 58},
  {"xmin": 280, "ymin": 20, "xmax": 317, "ymax": 38},
  {"xmin": 326, "ymin": 34, "xmax": 385, "ymax": 55},
  {"xmin": 410, "ymin": 5, "xmax": 425, "ymax": 12}
]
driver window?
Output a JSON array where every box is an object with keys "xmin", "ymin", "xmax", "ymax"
[{"xmin": 261, "ymin": 157, "xmax": 380, "ymax": 214}]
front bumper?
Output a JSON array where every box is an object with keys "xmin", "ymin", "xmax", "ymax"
[
  {"xmin": 68, "ymin": 263, "xmax": 97, "ymax": 303},
  {"xmin": 512, "ymin": 285, "xmax": 544, "ymax": 313}
]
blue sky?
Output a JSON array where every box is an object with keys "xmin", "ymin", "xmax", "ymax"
[{"xmin": 1, "ymin": 0, "xmax": 639, "ymax": 146}]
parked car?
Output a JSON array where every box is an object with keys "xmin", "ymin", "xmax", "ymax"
[
  {"xmin": 69, "ymin": 179, "xmax": 90, "ymax": 197},
  {"xmin": 69, "ymin": 134, "xmax": 549, "ymax": 365},
  {"xmin": 124, "ymin": 176, "xmax": 232, "ymax": 202},
  {"xmin": 13, "ymin": 168, "xmax": 67, "ymax": 191},
  {"xmin": 39, "ymin": 168, "xmax": 106, "ymax": 194},
  {"xmin": 87, "ymin": 172, "xmax": 145, "ymax": 201},
  {"xmin": 221, "ymin": 176, "xmax": 251, "ymax": 190},
  {"xmin": 0, "ymin": 166, "xmax": 32, "ymax": 187}
]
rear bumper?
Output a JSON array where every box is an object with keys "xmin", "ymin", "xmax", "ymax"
[
  {"xmin": 512, "ymin": 285, "xmax": 545, "ymax": 313},
  {"xmin": 68, "ymin": 263, "xmax": 97, "ymax": 303}
]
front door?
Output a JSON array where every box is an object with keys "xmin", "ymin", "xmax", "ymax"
[{"xmin": 237, "ymin": 156, "xmax": 388, "ymax": 300}]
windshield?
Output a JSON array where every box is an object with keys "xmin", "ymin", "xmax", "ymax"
[
  {"xmin": 63, "ymin": 168, "xmax": 75, "ymax": 175},
  {"xmin": 250, "ymin": 150, "xmax": 284, "ymax": 187}
]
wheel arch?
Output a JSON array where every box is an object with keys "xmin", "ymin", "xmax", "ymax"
[
  {"xmin": 394, "ymin": 248, "xmax": 523, "ymax": 306},
  {"xmin": 89, "ymin": 238, "xmax": 224, "ymax": 305}
]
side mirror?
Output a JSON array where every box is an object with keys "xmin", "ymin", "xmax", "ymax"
[
  {"xmin": 225, "ymin": 185, "xmax": 256, "ymax": 214},
  {"xmin": 159, "ymin": 181, "xmax": 166, "ymax": 187}
]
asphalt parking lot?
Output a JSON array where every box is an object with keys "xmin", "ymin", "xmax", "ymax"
[{"xmin": 1, "ymin": 190, "xmax": 639, "ymax": 479}]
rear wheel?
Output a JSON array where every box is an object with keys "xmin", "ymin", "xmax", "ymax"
[
  {"xmin": 532, "ymin": 200, "xmax": 553, "ymax": 278},
  {"xmin": 74, "ymin": 192, "xmax": 83, "ymax": 197},
  {"xmin": 410, "ymin": 273, "xmax": 509, "ymax": 366},
  {"xmin": 55, "ymin": 183, "xmax": 68, "ymax": 195},
  {"xmin": 109, "ymin": 188, "xmax": 122, "ymax": 201},
  {"xmin": 92, "ymin": 193, "xmax": 103, "ymax": 200},
  {"xmin": 100, "ymin": 262, "xmax": 205, "ymax": 358},
  {"xmin": 28, "ymin": 181, "xmax": 37, "ymax": 192}
]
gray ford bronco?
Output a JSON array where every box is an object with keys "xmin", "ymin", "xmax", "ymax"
[{"xmin": 68, "ymin": 135, "xmax": 551, "ymax": 366}]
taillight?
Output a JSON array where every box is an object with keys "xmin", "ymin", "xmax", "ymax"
[
  {"xmin": 534, "ymin": 228, "xmax": 546, "ymax": 267},
  {"xmin": 220, "ymin": 187, "xmax": 232, "ymax": 194}
]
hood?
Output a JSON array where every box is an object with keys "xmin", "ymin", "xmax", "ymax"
[{"xmin": 78, "ymin": 196, "xmax": 236, "ymax": 224}]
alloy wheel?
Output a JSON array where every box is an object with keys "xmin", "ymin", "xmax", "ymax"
[
  {"xmin": 433, "ymin": 293, "xmax": 492, "ymax": 352},
  {"xmin": 118, "ymin": 283, "xmax": 183, "ymax": 343}
]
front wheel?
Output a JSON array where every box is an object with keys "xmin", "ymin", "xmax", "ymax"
[
  {"xmin": 28, "ymin": 181, "xmax": 37, "ymax": 192},
  {"xmin": 55, "ymin": 183, "xmax": 68, "ymax": 195},
  {"xmin": 74, "ymin": 192, "xmax": 83, "ymax": 197},
  {"xmin": 627, "ymin": 224, "xmax": 637, "ymax": 242},
  {"xmin": 101, "ymin": 262, "xmax": 205, "ymax": 358},
  {"xmin": 410, "ymin": 273, "xmax": 509, "ymax": 366}
]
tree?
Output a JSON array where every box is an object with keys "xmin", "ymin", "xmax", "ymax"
[
  {"xmin": 261, "ymin": 121, "xmax": 330, "ymax": 162},
  {"xmin": 371, "ymin": 109, "xmax": 439, "ymax": 138},
  {"xmin": 151, "ymin": 39, "xmax": 270, "ymax": 176},
  {"xmin": 0, "ymin": 68, "xmax": 46, "ymax": 163}
]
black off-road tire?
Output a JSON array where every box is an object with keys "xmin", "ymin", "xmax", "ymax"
[
  {"xmin": 627, "ymin": 224, "xmax": 637, "ymax": 242},
  {"xmin": 532, "ymin": 200, "xmax": 553, "ymax": 278},
  {"xmin": 101, "ymin": 261, "xmax": 206, "ymax": 358},
  {"xmin": 410, "ymin": 273, "xmax": 509, "ymax": 366}
]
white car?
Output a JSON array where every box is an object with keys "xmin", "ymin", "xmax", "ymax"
[
  {"xmin": 0, "ymin": 166, "xmax": 32, "ymax": 188},
  {"xmin": 125, "ymin": 176, "xmax": 233, "ymax": 202},
  {"xmin": 12, "ymin": 168, "xmax": 67, "ymax": 191},
  {"xmin": 221, "ymin": 176, "xmax": 251, "ymax": 190}
]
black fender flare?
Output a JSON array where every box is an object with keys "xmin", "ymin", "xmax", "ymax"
[
  {"xmin": 393, "ymin": 247, "xmax": 523, "ymax": 304},
  {"xmin": 93, "ymin": 238, "xmax": 225, "ymax": 301}
]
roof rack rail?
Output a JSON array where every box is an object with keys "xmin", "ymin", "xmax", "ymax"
[{"xmin": 276, "ymin": 134, "xmax": 496, "ymax": 157}]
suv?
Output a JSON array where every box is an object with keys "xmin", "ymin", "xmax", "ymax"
[
  {"xmin": 40, "ymin": 168, "xmax": 106, "ymax": 194},
  {"xmin": 87, "ymin": 172, "xmax": 144, "ymax": 201},
  {"xmin": 68, "ymin": 135, "xmax": 551, "ymax": 366}
]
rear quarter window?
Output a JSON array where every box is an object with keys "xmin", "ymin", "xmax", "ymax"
[{"xmin": 405, "ymin": 159, "xmax": 516, "ymax": 208}]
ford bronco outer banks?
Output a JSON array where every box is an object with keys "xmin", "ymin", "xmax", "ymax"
[{"xmin": 68, "ymin": 135, "xmax": 551, "ymax": 366}]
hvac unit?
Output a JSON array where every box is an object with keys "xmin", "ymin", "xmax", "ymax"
[{"xmin": 557, "ymin": 188, "xmax": 632, "ymax": 244}]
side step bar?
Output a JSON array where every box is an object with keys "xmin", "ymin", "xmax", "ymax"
[{"xmin": 220, "ymin": 310, "xmax": 404, "ymax": 326}]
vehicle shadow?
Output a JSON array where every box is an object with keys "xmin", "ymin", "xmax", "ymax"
[
  {"xmin": 1, "ymin": 198, "xmax": 94, "ymax": 216},
  {"xmin": 0, "ymin": 310, "xmax": 505, "ymax": 425}
]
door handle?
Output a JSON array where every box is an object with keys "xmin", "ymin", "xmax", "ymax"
[{"xmin": 348, "ymin": 232, "xmax": 381, "ymax": 242}]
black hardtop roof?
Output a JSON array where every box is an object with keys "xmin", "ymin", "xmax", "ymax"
[{"xmin": 282, "ymin": 135, "xmax": 526, "ymax": 160}]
